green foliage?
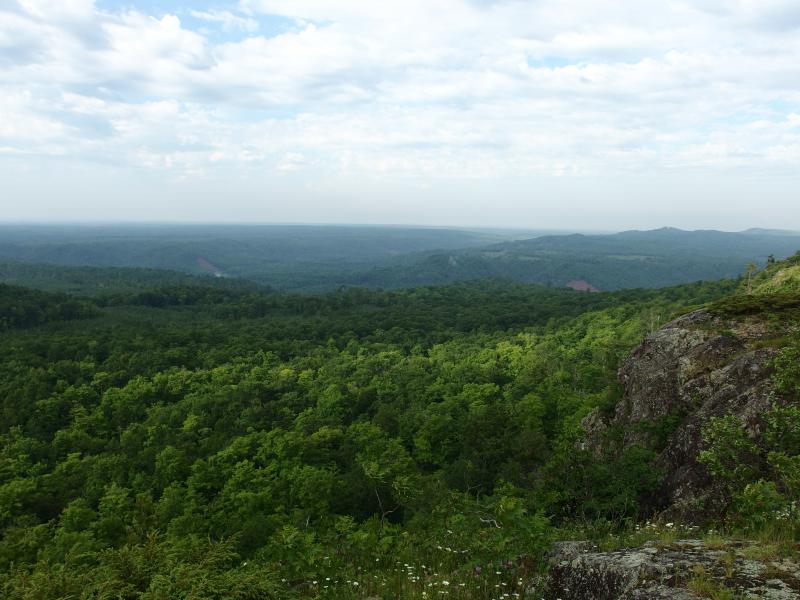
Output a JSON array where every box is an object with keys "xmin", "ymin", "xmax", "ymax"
[
  {"xmin": 732, "ymin": 481, "xmax": 787, "ymax": 530},
  {"xmin": 0, "ymin": 270, "xmax": 751, "ymax": 596},
  {"xmin": 686, "ymin": 564, "xmax": 739, "ymax": 600},
  {"xmin": 0, "ymin": 283, "xmax": 96, "ymax": 330},
  {"xmin": 0, "ymin": 224, "xmax": 502, "ymax": 292},
  {"xmin": 700, "ymin": 404, "xmax": 800, "ymax": 531},
  {"xmin": 539, "ymin": 439, "xmax": 661, "ymax": 522},
  {"xmin": 748, "ymin": 250, "xmax": 800, "ymax": 294},
  {"xmin": 706, "ymin": 292, "xmax": 800, "ymax": 319},
  {"xmin": 356, "ymin": 229, "xmax": 800, "ymax": 292},
  {"xmin": 3, "ymin": 534, "xmax": 286, "ymax": 600},
  {"xmin": 699, "ymin": 416, "xmax": 761, "ymax": 490},
  {"xmin": 774, "ymin": 346, "xmax": 800, "ymax": 396},
  {"xmin": 1, "ymin": 224, "xmax": 795, "ymax": 292}
]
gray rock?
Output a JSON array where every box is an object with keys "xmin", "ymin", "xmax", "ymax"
[
  {"xmin": 545, "ymin": 539, "xmax": 800, "ymax": 600},
  {"xmin": 581, "ymin": 308, "xmax": 790, "ymax": 521}
]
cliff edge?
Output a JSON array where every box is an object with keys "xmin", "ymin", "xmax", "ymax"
[{"xmin": 581, "ymin": 303, "xmax": 792, "ymax": 520}]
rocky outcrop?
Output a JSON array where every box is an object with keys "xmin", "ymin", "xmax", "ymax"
[
  {"xmin": 582, "ymin": 308, "xmax": 790, "ymax": 520},
  {"xmin": 546, "ymin": 539, "xmax": 800, "ymax": 599}
]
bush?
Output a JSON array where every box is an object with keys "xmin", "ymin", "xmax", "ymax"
[{"xmin": 732, "ymin": 480, "xmax": 786, "ymax": 530}]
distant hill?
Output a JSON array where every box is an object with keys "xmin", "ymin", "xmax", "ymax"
[
  {"xmin": 345, "ymin": 228, "xmax": 800, "ymax": 291},
  {"xmin": 0, "ymin": 259, "xmax": 261, "ymax": 295},
  {"xmin": 0, "ymin": 224, "xmax": 519, "ymax": 269},
  {"xmin": 741, "ymin": 227, "xmax": 800, "ymax": 236},
  {"xmin": 1, "ymin": 225, "xmax": 798, "ymax": 292},
  {"xmin": 0, "ymin": 224, "xmax": 534, "ymax": 290}
]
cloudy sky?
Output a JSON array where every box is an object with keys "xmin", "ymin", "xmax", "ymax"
[{"xmin": 1, "ymin": 0, "xmax": 799, "ymax": 229}]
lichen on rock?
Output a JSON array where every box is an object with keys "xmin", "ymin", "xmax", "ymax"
[{"xmin": 546, "ymin": 539, "xmax": 800, "ymax": 599}]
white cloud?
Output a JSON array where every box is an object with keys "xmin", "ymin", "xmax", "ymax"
[
  {"xmin": 16, "ymin": 0, "xmax": 96, "ymax": 21},
  {"xmin": 1, "ymin": 0, "xmax": 799, "ymax": 226},
  {"xmin": 190, "ymin": 9, "xmax": 258, "ymax": 33}
]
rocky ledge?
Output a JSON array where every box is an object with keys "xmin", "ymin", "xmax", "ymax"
[
  {"xmin": 546, "ymin": 539, "xmax": 800, "ymax": 599},
  {"xmin": 581, "ymin": 307, "xmax": 795, "ymax": 520}
]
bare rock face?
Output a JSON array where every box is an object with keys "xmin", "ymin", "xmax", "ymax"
[
  {"xmin": 546, "ymin": 540, "xmax": 800, "ymax": 599},
  {"xmin": 582, "ymin": 309, "xmax": 783, "ymax": 520}
]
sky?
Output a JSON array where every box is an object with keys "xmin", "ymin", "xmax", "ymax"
[{"xmin": 1, "ymin": 0, "xmax": 799, "ymax": 230}]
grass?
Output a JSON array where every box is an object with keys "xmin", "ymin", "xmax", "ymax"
[
  {"xmin": 707, "ymin": 292, "xmax": 800, "ymax": 319},
  {"xmin": 557, "ymin": 519, "xmax": 698, "ymax": 553},
  {"xmin": 740, "ymin": 543, "xmax": 780, "ymax": 561},
  {"xmin": 702, "ymin": 531, "xmax": 727, "ymax": 550},
  {"xmin": 686, "ymin": 565, "xmax": 741, "ymax": 600},
  {"xmin": 752, "ymin": 519, "xmax": 800, "ymax": 550},
  {"xmin": 275, "ymin": 555, "xmax": 545, "ymax": 599},
  {"xmin": 717, "ymin": 551, "xmax": 735, "ymax": 579}
]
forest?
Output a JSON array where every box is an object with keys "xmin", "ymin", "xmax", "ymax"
[
  {"xmin": 2, "ymin": 225, "xmax": 799, "ymax": 292},
  {"xmin": 2, "ymin": 251, "xmax": 798, "ymax": 598}
]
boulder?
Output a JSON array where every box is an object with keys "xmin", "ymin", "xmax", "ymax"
[{"xmin": 581, "ymin": 308, "xmax": 787, "ymax": 520}]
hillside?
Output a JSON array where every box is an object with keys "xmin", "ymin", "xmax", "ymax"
[
  {"xmin": 0, "ymin": 224, "xmax": 520, "ymax": 290},
  {"xmin": 0, "ymin": 283, "xmax": 96, "ymax": 330},
  {"xmin": 2, "ymin": 225, "xmax": 799, "ymax": 293},
  {"xmin": 750, "ymin": 252, "xmax": 800, "ymax": 294},
  {"xmin": 0, "ymin": 256, "xmax": 797, "ymax": 599},
  {"xmin": 351, "ymin": 228, "xmax": 800, "ymax": 291},
  {"xmin": 0, "ymin": 266, "xmax": 735, "ymax": 598},
  {"xmin": 0, "ymin": 259, "xmax": 263, "ymax": 296}
]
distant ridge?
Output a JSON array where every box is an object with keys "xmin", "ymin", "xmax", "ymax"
[
  {"xmin": 351, "ymin": 227, "xmax": 800, "ymax": 291},
  {"xmin": 740, "ymin": 227, "xmax": 800, "ymax": 236},
  {"xmin": 1, "ymin": 225, "xmax": 799, "ymax": 292}
]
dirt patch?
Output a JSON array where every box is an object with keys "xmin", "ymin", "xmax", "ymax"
[{"xmin": 566, "ymin": 279, "xmax": 600, "ymax": 292}]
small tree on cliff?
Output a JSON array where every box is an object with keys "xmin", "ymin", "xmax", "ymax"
[{"xmin": 745, "ymin": 262, "xmax": 757, "ymax": 294}]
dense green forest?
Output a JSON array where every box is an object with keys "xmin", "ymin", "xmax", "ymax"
[
  {"xmin": 2, "ymin": 225, "xmax": 799, "ymax": 292},
  {"xmin": 5, "ymin": 254, "xmax": 788, "ymax": 598},
  {"xmin": 0, "ymin": 284, "xmax": 97, "ymax": 331},
  {"xmin": 0, "ymin": 260, "xmax": 262, "ymax": 296},
  {"xmin": 0, "ymin": 225, "xmax": 515, "ymax": 291},
  {"xmin": 351, "ymin": 227, "xmax": 800, "ymax": 291}
]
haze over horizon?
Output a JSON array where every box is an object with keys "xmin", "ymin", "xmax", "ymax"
[
  {"xmin": 2, "ymin": 0, "xmax": 800, "ymax": 230},
  {"xmin": 0, "ymin": 221, "xmax": 798, "ymax": 237}
]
